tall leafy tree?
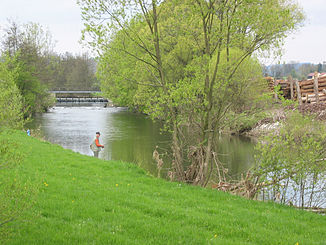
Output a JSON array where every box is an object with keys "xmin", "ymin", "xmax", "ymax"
[
  {"xmin": 0, "ymin": 56, "xmax": 24, "ymax": 129},
  {"xmin": 79, "ymin": 0, "xmax": 304, "ymax": 185}
]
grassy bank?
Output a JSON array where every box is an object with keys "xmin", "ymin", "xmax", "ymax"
[{"xmin": 1, "ymin": 131, "xmax": 325, "ymax": 244}]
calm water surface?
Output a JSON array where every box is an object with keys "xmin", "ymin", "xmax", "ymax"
[{"xmin": 34, "ymin": 104, "xmax": 256, "ymax": 178}]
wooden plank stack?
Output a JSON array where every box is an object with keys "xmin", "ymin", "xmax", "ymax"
[
  {"xmin": 265, "ymin": 77, "xmax": 275, "ymax": 92},
  {"xmin": 277, "ymin": 80, "xmax": 291, "ymax": 99},
  {"xmin": 299, "ymin": 75, "xmax": 326, "ymax": 104},
  {"xmin": 265, "ymin": 77, "xmax": 291, "ymax": 99},
  {"xmin": 266, "ymin": 74, "xmax": 326, "ymax": 104}
]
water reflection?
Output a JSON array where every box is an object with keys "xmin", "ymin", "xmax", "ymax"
[
  {"xmin": 34, "ymin": 104, "xmax": 255, "ymax": 178},
  {"xmin": 217, "ymin": 135, "xmax": 256, "ymax": 179}
]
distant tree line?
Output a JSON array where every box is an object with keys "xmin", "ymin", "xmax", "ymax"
[
  {"xmin": 44, "ymin": 52, "xmax": 98, "ymax": 91},
  {"xmin": 0, "ymin": 20, "xmax": 98, "ymax": 119},
  {"xmin": 263, "ymin": 62, "xmax": 326, "ymax": 80}
]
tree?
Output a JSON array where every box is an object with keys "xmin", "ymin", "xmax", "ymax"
[
  {"xmin": 79, "ymin": 0, "xmax": 304, "ymax": 185},
  {"xmin": 1, "ymin": 21, "xmax": 56, "ymax": 117},
  {"xmin": 1, "ymin": 20, "xmax": 23, "ymax": 57},
  {"xmin": 0, "ymin": 55, "xmax": 24, "ymax": 129},
  {"xmin": 64, "ymin": 53, "xmax": 98, "ymax": 90},
  {"xmin": 0, "ymin": 57, "xmax": 27, "ymax": 242},
  {"xmin": 44, "ymin": 52, "xmax": 99, "ymax": 91}
]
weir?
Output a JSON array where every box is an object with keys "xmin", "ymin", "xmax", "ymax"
[{"xmin": 49, "ymin": 90, "xmax": 109, "ymax": 103}]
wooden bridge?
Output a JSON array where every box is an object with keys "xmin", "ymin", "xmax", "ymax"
[{"xmin": 49, "ymin": 91, "xmax": 110, "ymax": 103}]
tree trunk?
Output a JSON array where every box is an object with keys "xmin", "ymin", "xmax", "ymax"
[
  {"xmin": 171, "ymin": 122, "xmax": 185, "ymax": 181},
  {"xmin": 289, "ymin": 76, "xmax": 294, "ymax": 100},
  {"xmin": 274, "ymin": 79, "xmax": 278, "ymax": 100},
  {"xmin": 294, "ymin": 79, "xmax": 302, "ymax": 105},
  {"xmin": 314, "ymin": 71, "xmax": 319, "ymax": 104}
]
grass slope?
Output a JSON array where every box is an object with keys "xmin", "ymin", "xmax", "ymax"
[{"xmin": 2, "ymin": 131, "xmax": 326, "ymax": 245}]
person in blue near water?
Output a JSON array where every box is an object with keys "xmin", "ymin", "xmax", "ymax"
[
  {"xmin": 90, "ymin": 132, "xmax": 104, "ymax": 158},
  {"xmin": 27, "ymin": 129, "xmax": 31, "ymax": 136}
]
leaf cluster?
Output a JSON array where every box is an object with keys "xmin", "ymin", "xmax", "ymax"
[{"xmin": 87, "ymin": 0, "xmax": 304, "ymax": 118}]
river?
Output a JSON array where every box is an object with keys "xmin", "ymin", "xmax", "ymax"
[{"xmin": 33, "ymin": 104, "xmax": 256, "ymax": 179}]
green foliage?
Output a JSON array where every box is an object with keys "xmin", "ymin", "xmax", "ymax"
[
  {"xmin": 0, "ymin": 57, "xmax": 24, "ymax": 129},
  {"xmin": 1, "ymin": 21, "xmax": 57, "ymax": 117},
  {"xmin": 253, "ymin": 111, "xmax": 326, "ymax": 207},
  {"xmin": 97, "ymin": 35, "xmax": 138, "ymax": 106},
  {"xmin": 1, "ymin": 21, "xmax": 99, "ymax": 117},
  {"xmin": 273, "ymin": 84, "xmax": 298, "ymax": 107},
  {"xmin": 52, "ymin": 53, "xmax": 98, "ymax": 91},
  {"xmin": 80, "ymin": 0, "xmax": 305, "ymax": 184},
  {"xmin": 90, "ymin": 0, "xmax": 303, "ymax": 118},
  {"xmin": 225, "ymin": 110, "xmax": 268, "ymax": 134}
]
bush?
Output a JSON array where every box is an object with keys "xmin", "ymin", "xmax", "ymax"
[
  {"xmin": 253, "ymin": 111, "xmax": 326, "ymax": 208},
  {"xmin": 0, "ymin": 57, "xmax": 24, "ymax": 130}
]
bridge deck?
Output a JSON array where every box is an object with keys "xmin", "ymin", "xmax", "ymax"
[
  {"xmin": 49, "ymin": 91, "xmax": 109, "ymax": 103},
  {"xmin": 49, "ymin": 91, "xmax": 101, "ymax": 94}
]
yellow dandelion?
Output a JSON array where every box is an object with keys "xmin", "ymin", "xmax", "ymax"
[
  {"xmin": 214, "ymin": 234, "xmax": 218, "ymax": 238},
  {"xmin": 115, "ymin": 184, "xmax": 119, "ymax": 187},
  {"xmin": 295, "ymin": 243, "xmax": 299, "ymax": 245},
  {"xmin": 127, "ymin": 184, "xmax": 130, "ymax": 186}
]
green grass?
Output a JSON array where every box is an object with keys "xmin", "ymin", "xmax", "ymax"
[{"xmin": 1, "ymin": 130, "xmax": 326, "ymax": 244}]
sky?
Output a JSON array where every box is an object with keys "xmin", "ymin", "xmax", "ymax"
[
  {"xmin": 272, "ymin": 0, "xmax": 326, "ymax": 65},
  {"xmin": 0, "ymin": 0, "xmax": 86, "ymax": 55},
  {"xmin": 0, "ymin": 0, "xmax": 325, "ymax": 64}
]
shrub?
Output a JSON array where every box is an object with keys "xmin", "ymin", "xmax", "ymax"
[
  {"xmin": 0, "ymin": 57, "xmax": 24, "ymax": 130},
  {"xmin": 253, "ymin": 111, "xmax": 326, "ymax": 208}
]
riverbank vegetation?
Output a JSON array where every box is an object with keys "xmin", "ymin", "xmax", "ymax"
[
  {"xmin": 0, "ymin": 20, "xmax": 99, "ymax": 118},
  {"xmin": 254, "ymin": 111, "xmax": 326, "ymax": 208},
  {"xmin": 1, "ymin": 130, "xmax": 326, "ymax": 244},
  {"xmin": 0, "ymin": 58, "xmax": 24, "ymax": 129},
  {"xmin": 79, "ymin": 0, "xmax": 304, "ymax": 186}
]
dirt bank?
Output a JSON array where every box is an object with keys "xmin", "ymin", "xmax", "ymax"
[{"xmin": 246, "ymin": 104, "xmax": 326, "ymax": 137}]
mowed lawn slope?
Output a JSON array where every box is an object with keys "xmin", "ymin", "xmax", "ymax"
[{"xmin": 2, "ymin": 131, "xmax": 326, "ymax": 245}]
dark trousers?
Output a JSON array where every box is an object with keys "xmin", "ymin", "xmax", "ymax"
[{"xmin": 93, "ymin": 151, "xmax": 99, "ymax": 158}]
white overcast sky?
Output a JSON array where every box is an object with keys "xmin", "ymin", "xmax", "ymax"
[{"xmin": 0, "ymin": 0, "xmax": 325, "ymax": 64}]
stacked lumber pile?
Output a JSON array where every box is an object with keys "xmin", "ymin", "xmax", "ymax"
[
  {"xmin": 265, "ymin": 77, "xmax": 275, "ymax": 91},
  {"xmin": 299, "ymin": 75, "xmax": 326, "ymax": 104},
  {"xmin": 265, "ymin": 75, "xmax": 326, "ymax": 104},
  {"xmin": 276, "ymin": 80, "xmax": 291, "ymax": 99},
  {"xmin": 265, "ymin": 77, "xmax": 291, "ymax": 99}
]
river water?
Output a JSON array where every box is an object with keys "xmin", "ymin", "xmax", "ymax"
[{"xmin": 33, "ymin": 104, "xmax": 256, "ymax": 179}]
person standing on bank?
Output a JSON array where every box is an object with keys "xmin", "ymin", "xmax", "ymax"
[{"xmin": 90, "ymin": 132, "xmax": 104, "ymax": 158}]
